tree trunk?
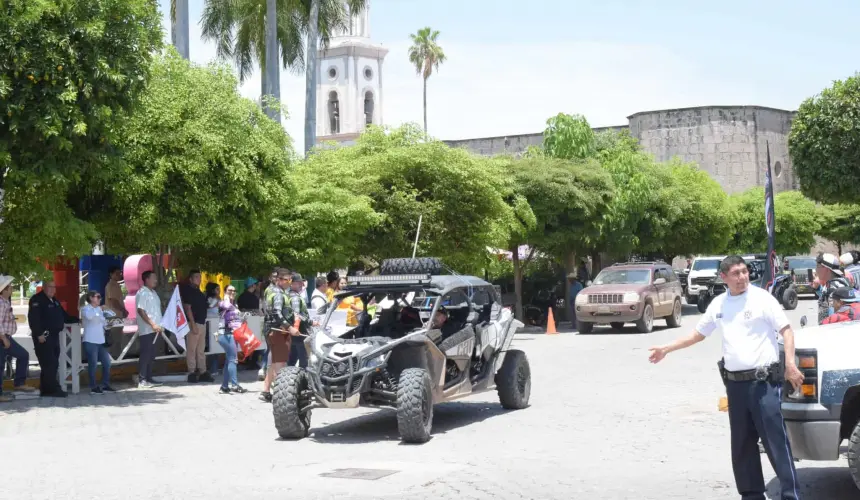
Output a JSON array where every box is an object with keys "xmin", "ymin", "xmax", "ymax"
[
  {"xmin": 564, "ymin": 252, "xmax": 576, "ymax": 324},
  {"xmin": 304, "ymin": 0, "xmax": 319, "ymax": 156},
  {"xmin": 837, "ymin": 241, "xmax": 843, "ymax": 256},
  {"xmin": 512, "ymin": 246, "xmax": 523, "ymax": 321},
  {"xmin": 171, "ymin": 0, "xmax": 190, "ymax": 59},
  {"xmin": 263, "ymin": 0, "xmax": 281, "ymax": 123},
  {"xmin": 590, "ymin": 251, "xmax": 602, "ymax": 278},
  {"xmin": 422, "ymin": 76, "xmax": 428, "ymax": 138}
]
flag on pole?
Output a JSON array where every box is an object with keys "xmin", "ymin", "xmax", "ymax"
[
  {"xmin": 160, "ymin": 285, "xmax": 190, "ymax": 348},
  {"xmin": 762, "ymin": 142, "xmax": 779, "ymax": 293}
]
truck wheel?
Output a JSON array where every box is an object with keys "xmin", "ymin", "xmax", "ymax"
[
  {"xmin": 666, "ymin": 299, "xmax": 682, "ymax": 328},
  {"xmin": 575, "ymin": 319, "xmax": 594, "ymax": 333},
  {"xmin": 396, "ymin": 368, "xmax": 433, "ymax": 443},
  {"xmin": 610, "ymin": 322, "xmax": 625, "ymax": 331},
  {"xmin": 848, "ymin": 420, "xmax": 860, "ymax": 489},
  {"xmin": 635, "ymin": 303, "xmax": 654, "ymax": 333},
  {"xmin": 697, "ymin": 296, "xmax": 709, "ymax": 313},
  {"xmin": 496, "ymin": 349, "xmax": 531, "ymax": 410},
  {"xmin": 782, "ymin": 287, "xmax": 798, "ymax": 311},
  {"xmin": 272, "ymin": 366, "xmax": 312, "ymax": 439},
  {"xmin": 685, "ymin": 294, "xmax": 698, "ymax": 305},
  {"xmin": 380, "ymin": 257, "xmax": 443, "ymax": 276}
]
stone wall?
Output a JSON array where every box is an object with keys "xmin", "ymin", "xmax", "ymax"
[{"xmin": 444, "ymin": 126, "xmax": 628, "ymax": 157}]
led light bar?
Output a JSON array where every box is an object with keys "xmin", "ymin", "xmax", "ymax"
[{"xmin": 347, "ymin": 274, "xmax": 433, "ymax": 286}]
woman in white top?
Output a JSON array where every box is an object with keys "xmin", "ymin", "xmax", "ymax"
[{"xmin": 81, "ymin": 291, "xmax": 115, "ymax": 394}]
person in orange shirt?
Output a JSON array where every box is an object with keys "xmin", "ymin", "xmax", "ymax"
[
  {"xmin": 821, "ymin": 287, "xmax": 860, "ymax": 325},
  {"xmin": 325, "ymin": 271, "xmax": 340, "ymax": 303}
]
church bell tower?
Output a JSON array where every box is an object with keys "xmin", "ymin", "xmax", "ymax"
[{"xmin": 315, "ymin": 0, "xmax": 388, "ymax": 145}]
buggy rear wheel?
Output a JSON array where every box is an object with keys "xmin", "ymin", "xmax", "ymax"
[
  {"xmin": 782, "ymin": 287, "xmax": 798, "ymax": 311},
  {"xmin": 380, "ymin": 257, "xmax": 443, "ymax": 276}
]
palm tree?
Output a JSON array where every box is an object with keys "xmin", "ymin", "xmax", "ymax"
[
  {"xmin": 408, "ymin": 27, "xmax": 446, "ymax": 137},
  {"xmin": 170, "ymin": 0, "xmax": 190, "ymax": 59},
  {"xmin": 200, "ymin": 0, "xmax": 366, "ymax": 126},
  {"xmin": 304, "ymin": 0, "xmax": 320, "ymax": 155}
]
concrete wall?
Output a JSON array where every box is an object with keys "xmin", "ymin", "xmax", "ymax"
[{"xmin": 445, "ymin": 105, "xmax": 797, "ymax": 195}]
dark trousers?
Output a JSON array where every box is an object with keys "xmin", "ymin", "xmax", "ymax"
[
  {"xmin": 0, "ymin": 336, "xmax": 30, "ymax": 393},
  {"xmin": 33, "ymin": 335, "xmax": 61, "ymax": 395},
  {"xmin": 726, "ymin": 380, "xmax": 800, "ymax": 500},
  {"xmin": 288, "ymin": 336, "xmax": 308, "ymax": 367},
  {"xmin": 138, "ymin": 333, "xmax": 156, "ymax": 382}
]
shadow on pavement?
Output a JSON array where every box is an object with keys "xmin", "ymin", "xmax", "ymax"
[
  {"xmin": 308, "ymin": 400, "xmax": 511, "ymax": 445},
  {"xmin": 0, "ymin": 386, "xmax": 184, "ymax": 415},
  {"xmin": 767, "ymin": 466, "xmax": 856, "ymax": 499}
]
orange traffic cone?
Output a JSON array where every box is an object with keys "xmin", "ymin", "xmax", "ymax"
[{"xmin": 546, "ymin": 308, "xmax": 557, "ymax": 334}]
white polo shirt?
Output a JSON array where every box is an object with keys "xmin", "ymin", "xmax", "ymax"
[
  {"xmin": 135, "ymin": 286, "xmax": 162, "ymax": 336},
  {"xmin": 695, "ymin": 285, "xmax": 789, "ymax": 372}
]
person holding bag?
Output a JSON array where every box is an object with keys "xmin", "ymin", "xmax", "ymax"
[
  {"xmin": 217, "ymin": 285, "xmax": 246, "ymax": 395},
  {"xmin": 81, "ymin": 291, "xmax": 116, "ymax": 394}
]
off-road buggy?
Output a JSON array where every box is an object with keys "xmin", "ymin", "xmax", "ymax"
[
  {"xmin": 270, "ymin": 258, "xmax": 530, "ymax": 443},
  {"xmin": 696, "ymin": 259, "xmax": 797, "ymax": 313}
]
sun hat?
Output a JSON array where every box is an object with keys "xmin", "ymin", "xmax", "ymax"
[{"xmin": 0, "ymin": 275, "xmax": 13, "ymax": 294}]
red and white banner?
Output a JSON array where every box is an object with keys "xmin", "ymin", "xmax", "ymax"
[{"xmin": 160, "ymin": 286, "xmax": 190, "ymax": 348}]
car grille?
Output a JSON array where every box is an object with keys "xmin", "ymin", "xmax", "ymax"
[
  {"xmin": 793, "ymin": 272, "xmax": 810, "ymax": 284},
  {"xmin": 693, "ymin": 277, "xmax": 713, "ymax": 286},
  {"xmin": 588, "ymin": 293, "xmax": 623, "ymax": 304}
]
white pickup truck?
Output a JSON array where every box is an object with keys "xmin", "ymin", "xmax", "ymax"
[{"xmin": 781, "ymin": 318, "xmax": 860, "ymax": 490}]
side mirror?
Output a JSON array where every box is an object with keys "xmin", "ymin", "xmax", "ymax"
[
  {"xmin": 653, "ymin": 278, "xmax": 667, "ymax": 285},
  {"xmin": 800, "ymin": 316, "xmax": 807, "ymax": 328}
]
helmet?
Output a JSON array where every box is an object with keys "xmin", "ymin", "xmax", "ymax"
[
  {"xmin": 817, "ymin": 253, "xmax": 844, "ymax": 275},
  {"xmin": 840, "ymin": 252, "xmax": 855, "ymax": 267}
]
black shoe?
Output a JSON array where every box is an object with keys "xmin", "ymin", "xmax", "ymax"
[
  {"xmin": 219, "ymin": 386, "xmax": 231, "ymax": 395},
  {"xmin": 91, "ymin": 387, "xmax": 104, "ymax": 395},
  {"xmin": 187, "ymin": 372, "xmax": 199, "ymax": 383},
  {"xmin": 199, "ymin": 372, "xmax": 215, "ymax": 383},
  {"xmin": 101, "ymin": 385, "xmax": 116, "ymax": 392},
  {"xmin": 52, "ymin": 390, "xmax": 68, "ymax": 398},
  {"xmin": 231, "ymin": 385, "xmax": 248, "ymax": 394},
  {"xmin": 259, "ymin": 392, "xmax": 272, "ymax": 403}
]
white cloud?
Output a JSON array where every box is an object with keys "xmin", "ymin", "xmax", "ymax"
[{"xmin": 178, "ymin": 13, "xmax": 753, "ymax": 154}]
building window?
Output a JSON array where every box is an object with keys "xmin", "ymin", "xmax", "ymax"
[
  {"xmin": 328, "ymin": 91, "xmax": 340, "ymax": 134},
  {"xmin": 774, "ymin": 161, "xmax": 782, "ymax": 178},
  {"xmin": 364, "ymin": 66, "xmax": 373, "ymax": 80},
  {"xmin": 328, "ymin": 66, "xmax": 337, "ymax": 80},
  {"xmin": 364, "ymin": 91, "xmax": 374, "ymax": 126}
]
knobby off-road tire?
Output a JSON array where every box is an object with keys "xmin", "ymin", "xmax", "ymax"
[
  {"xmin": 666, "ymin": 299, "xmax": 682, "ymax": 328},
  {"xmin": 396, "ymin": 368, "xmax": 434, "ymax": 443},
  {"xmin": 697, "ymin": 295, "xmax": 710, "ymax": 314},
  {"xmin": 636, "ymin": 303, "xmax": 654, "ymax": 333},
  {"xmin": 496, "ymin": 349, "xmax": 531, "ymax": 410},
  {"xmin": 782, "ymin": 287, "xmax": 799, "ymax": 311},
  {"xmin": 380, "ymin": 257, "xmax": 443, "ymax": 276},
  {"xmin": 272, "ymin": 366, "xmax": 312, "ymax": 439},
  {"xmin": 847, "ymin": 420, "xmax": 860, "ymax": 489}
]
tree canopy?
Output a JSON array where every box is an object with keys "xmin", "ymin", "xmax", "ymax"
[
  {"xmin": 815, "ymin": 204, "xmax": 860, "ymax": 251},
  {"xmin": 789, "ymin": 74, "xmax": 860, "ymax": 204},
  {"xmin": 727, "ymin": 188, "xmax": 819, "ymax": 256},
  {"xmin": 74, "ymin": 51, "xmax": 293, "ymax": 275},
  {"xmin": 0, "ymin": 0, "xmax": 163, "ymax": 276}
]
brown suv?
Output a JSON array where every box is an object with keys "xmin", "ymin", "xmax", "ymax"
[{"xmin": 573, "ymin": 261, "xmax": 683, "ymax": 333}]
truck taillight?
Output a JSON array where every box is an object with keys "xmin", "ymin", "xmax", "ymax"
[{"xmin": 785, "ymin": 349, "xmax": 818, "ymax": 403}]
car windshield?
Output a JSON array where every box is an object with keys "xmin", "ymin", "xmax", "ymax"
[
  {"xmin": 593, "ymin": 269, "xmax": 651, "ymax": 285},
  {"xmin": 321, "ymin": 289, "xmax": 439, "ymax": 338},
  {"xmin": 692, "ymin": 259, "xmax": 720, "ymax": 271},
  {"xmin": 787, "ymin": 258, "xmax": 816, "ymax": 269}
]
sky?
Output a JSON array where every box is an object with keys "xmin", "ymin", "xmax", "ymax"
[{"xmin": 157, "ymin": 0, "xmax": 860, "ymax": 154}]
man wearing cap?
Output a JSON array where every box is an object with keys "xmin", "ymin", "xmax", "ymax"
[
  {"xmin": 813, "ymin": 253, "xmax": 852, "ymax": 325},
  {"xmin": 237, "ymin": 277, "xmax": 261, "ymax": 312},
  {"xmin": 285, "ymin": 273, "xmax": 311, "ymax": 368},
  {"xmin": 0, "ymin": 275, "xmax": 37, "ymax": 402},
  {"xmin": 28, "ymin": 280, "xmax": 78, "ymax": 397},
  {"xmin": 821, "ymin": 287, "xmax": 860, "ymax": 325}
]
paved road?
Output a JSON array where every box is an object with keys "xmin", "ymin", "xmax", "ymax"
[{"xmin": 1, "ymin": 296, "xmax": 855, "ymax": 499}]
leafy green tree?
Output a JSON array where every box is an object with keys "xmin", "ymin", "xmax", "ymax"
[
  {"xmin": 542, "ymin": 113, "xmax": 595, "ymax": 161},
  {"xmin": 300, "ymin": 124, "xmax": 517, "ymax": 272},
  {"xmin": 726, "ymin": 188, "xmax": 820, "ymax": 256},
  {"xmin": 789, "ymin": 74, "xmax": 860, "ymax": 204},
  {"xmin": 72, "ymin": 52, "xmax": 293, "ymax": 287},
  {"xmin": 651, "ymin": 159, "xmax": 734, "ymax": 261},
  {"xmin": 500, "ymin": 156, "xmax": 612, "ymax": 319},
  {"xmin": 815, "ymin": 204, "xmax": 860, "ymax": 255},
  {"xmin": 408, "ymin": 27, "xmax": 446, "ymax": 136},
  {"xmin": 0, "ymin": 0, "xmax": 163, "ymax": 276}
]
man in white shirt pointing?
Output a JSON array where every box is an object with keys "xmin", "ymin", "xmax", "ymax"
[{"xmin": 649, "ymin": 255, "xmax": 805, "ymax": 500}]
